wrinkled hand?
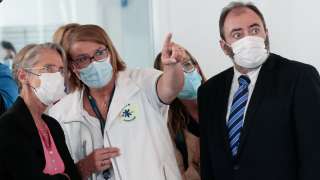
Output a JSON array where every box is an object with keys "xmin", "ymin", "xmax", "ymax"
[
  {"xmin": 77, "ymin": 147, "xmax": 120, "ymax": 179},
  {"xmin": 161, "ymin": 33, "xmax": 185, "ymax": 65}
]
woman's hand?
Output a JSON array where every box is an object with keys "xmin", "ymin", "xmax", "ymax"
[
  {"xmin": 76, "ymin": 147, "xmax": 120, "ymax": 179},
  {"xmin": 157, "ymin": 33, "xmax": 185, "ymax": 104},
  {"xmin": 161, "ymin": 33, "xmax": 185, "ymax": 65}
]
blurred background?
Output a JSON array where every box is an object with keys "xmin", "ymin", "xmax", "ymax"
[{"xmin": 0, "ymin": 0, "xmax": 319, "ymax": 77}]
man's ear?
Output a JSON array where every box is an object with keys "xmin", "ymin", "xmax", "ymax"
[
  {"xmin": 220, "ymin": 39, "xmax": 233, "ymax": 57},
  {"xmin": 220, "ymin": 39, "xmax": 229, "ymax": 56},
  {"xmin": 264, "ymin": 28, "xmax": 270, "ymax": 51},
  {"xmin": 265, "ymin": 28, "xmax": 269, "ymax": 37}
]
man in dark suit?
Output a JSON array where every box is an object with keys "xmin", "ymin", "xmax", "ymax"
[{"xmin": 198, "ymin": 2, "xmax": 320, "ymax": 180}]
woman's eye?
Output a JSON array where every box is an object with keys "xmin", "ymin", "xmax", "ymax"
[
  {"xmin": 79, "ymin": 56, "xmax": 89, "ymax": 62},
  {"xmin": 96, "ymin": 51, "xmax": 103, "ymax": 56}
]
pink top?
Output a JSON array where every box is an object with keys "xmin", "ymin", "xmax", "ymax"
[{"xmin": 37, "ymin": 123, "xmax": 65, "ymax": 175}]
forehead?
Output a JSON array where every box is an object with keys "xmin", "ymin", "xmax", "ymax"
[
  {"xmin": 33, "ymin": 49, "xmax": 63, "ymax": 67},
  {"xmin": 224, "ymin": 7, "xmax": 264, "ymax": 33},
  {"xmin": 70, "ymin": 41, "xmax": 105, "ymax": 57}
]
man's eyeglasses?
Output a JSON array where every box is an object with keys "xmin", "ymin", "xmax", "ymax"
[{"xmin": 71, "ymin": 48, "xmax": 108, "ymax": 69}]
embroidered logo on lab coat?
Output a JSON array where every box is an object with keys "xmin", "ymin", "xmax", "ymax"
[{"xmin": 120, "ymin": 103, "xmax": 138, "ymax": 121}]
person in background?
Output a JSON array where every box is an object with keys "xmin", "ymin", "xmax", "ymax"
[
  {"xmin": 53, "ymin": 23, "xmax": 81, "ymax": 94},
  {"xmin": 0, "ymin": 43, "xmax": 81, "ymax": 180},
  {"xmin": 0, "ymin": 40, "xmax": 16, "ymax": 70},
  {"xmin": 199, "ymin": 2, "xmax": 320, "ymax": 180},
  {"xmin": 154, "ymin": 46, "xmax": 205, "ymax": 180},
  {"xmin": 53, "ymin": 23, "xmax": 80, "ymax": 46},
  {"xmin": 49, "ymin": 24, "xmax": 185, "ymax": 180},
  {"xmin": 0, "ymin": 46, "xmax": 19, "ymax": 115}
]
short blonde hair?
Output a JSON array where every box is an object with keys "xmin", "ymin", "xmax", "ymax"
[
  {"xmin": 13, "ymin": 43, "xmax": 66, "ymax": 89},
  {"xmin": 53, "ymin": 23, "xmax": 80, "ymax": 46}
]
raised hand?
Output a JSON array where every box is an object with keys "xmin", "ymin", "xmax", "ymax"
[{"xmin": 161, "ymin": 33, "xmax": 185, "ymax": 65}]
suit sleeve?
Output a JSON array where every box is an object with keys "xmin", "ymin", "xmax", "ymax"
[
  {"xmin": 293, "ymin": 65, "xmax": 320, "ymax": 179},
  {"xmin": 198, "ymin": 85, "xmax": 215, "ymax": 180}
]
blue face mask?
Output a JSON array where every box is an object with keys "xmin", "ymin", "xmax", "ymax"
[
  {"xmin": 79, "ymin": 58, "xmax": 113, "ymax": 89},
  {"xmin": 177, "ymin": 70, "xmax": 202, "ymax": 100}
]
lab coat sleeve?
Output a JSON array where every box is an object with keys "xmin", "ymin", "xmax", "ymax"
[{"xmin": 133, "ymin": 68, "xmax": 168, "ymax": 110}]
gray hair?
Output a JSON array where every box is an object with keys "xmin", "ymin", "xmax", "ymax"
[
  {"xmin": 219, "ymin": 1, "xmax": 267, "ymax": 40},
  {"xmin": 13, "ymin": 42, "xmax": 67, "ymax": 89}
]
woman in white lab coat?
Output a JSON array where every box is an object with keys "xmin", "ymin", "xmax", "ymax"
[{"xmin": 49, "ymin": 24, "xmax": 184, "ymax": 180}]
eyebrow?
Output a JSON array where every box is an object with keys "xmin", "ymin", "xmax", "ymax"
[
  {"xmin": 249, "ymin": 23, "xmax": 261, "ymax": 28},
  {"xmin": 75, "ymin": 53, "xmax": 89, "ymax": 57},
  {"xmin": 230, "ymin": 28, "xmax": 243, "ymax": 35},
  {"xmin": 43, "ymin": 64, "xmax": 56, "ymax": 67},
  {"xmin": 43, "ymin": 64, "xmax": 63, "ymax": 68},
  {"xmin": 76, "ymin": 47, "xmax": 105, "ymax": 57}
]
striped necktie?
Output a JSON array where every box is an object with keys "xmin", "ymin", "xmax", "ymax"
[{"xmin": 227, "ymin": 75, "xmax": 251, "ymax": 158}]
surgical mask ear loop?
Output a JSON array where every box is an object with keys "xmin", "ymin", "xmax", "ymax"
[{"xmin": 23, "ymin": 70, "xmax": 38, "ymax": 91}]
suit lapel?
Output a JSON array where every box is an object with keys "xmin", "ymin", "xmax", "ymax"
[
  {"xmin": 237, "ymin": 55, "xmax": 276, "ymax": 157},
  {"xmin": 15, "ymin": 97, "xmax": 44, "ymax": 156},
  {"xmin": 217, "ymin": 68, "xmax": 234, "ymax": 160}
]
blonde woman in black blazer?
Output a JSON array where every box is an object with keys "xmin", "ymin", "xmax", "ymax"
[{"xmin": 0, "ymin": 43, "xmax": 80, "ymax": 180}]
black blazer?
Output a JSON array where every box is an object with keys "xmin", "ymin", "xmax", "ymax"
[
  {"xmin": 0, "ymin": 97, "xmax": 81, "ymax": 180},
  {"xmin": 0, "ymin": 96, "xmax": 5, "ymax": 116},
  {"xmin": 198, "ymin": 53, "xmax": 320, "ymax": 180}
]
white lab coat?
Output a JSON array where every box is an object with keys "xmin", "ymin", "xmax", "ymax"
[{"xmin": 49, "ymin": 68, "xmax": 181, "ymax": 180}]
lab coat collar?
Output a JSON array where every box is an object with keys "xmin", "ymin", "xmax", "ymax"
[{"xmin": 65, "ymin": 70, "xmax": 140, "ymax": 128}]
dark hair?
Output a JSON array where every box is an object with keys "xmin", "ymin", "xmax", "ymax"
[
  {"xmin": 1, "ymin": 41, "xmax": 16, "ymax": 53},
  {"xmin": 219, "ymin": 1, "xmax": 267, "ymax": 40}
]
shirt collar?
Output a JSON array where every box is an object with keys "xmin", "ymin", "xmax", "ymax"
[{"xmin": 233, "ymin": 66, "xmax": 262, "ymax": 85}]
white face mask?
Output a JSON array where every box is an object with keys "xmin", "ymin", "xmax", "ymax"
[
  {"xmin": 33, "ymin": 72, "xmax": 66, "ymax": 106},
  {"xmin": 230, "ymin": 36, "xmax": 269, "ymax": 69}
]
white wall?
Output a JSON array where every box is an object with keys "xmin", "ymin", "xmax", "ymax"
[
  {"xmin": 0, "ymin": 0, "xmax": 104, "ymax": 45},
  {"xmin": 101, "ymin": 0, "xmax": 155, "ymax": 68},
  {"xmin": 0, "ymin": 0, "xmax": 103, "ymax": 26},
  {"xmin": 1, "ymin": 0, "xmax": 319, "ymax": 73},
  {"xmin": 153, "ymin": 0, "xmax": 320, "ymax": 78},
  {"xmin": 0, "ymin": 0, "xmax": 154, "ymax": 68}
]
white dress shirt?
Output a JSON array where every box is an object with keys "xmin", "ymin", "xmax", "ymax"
[{"xmin": 226, "ymin": 67, "xmax": 262, "ymax": 123}]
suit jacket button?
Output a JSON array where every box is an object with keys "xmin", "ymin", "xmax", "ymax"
[{"xmin": 233, "ymin": 165, "xmax": 240, "ymax": 170}]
